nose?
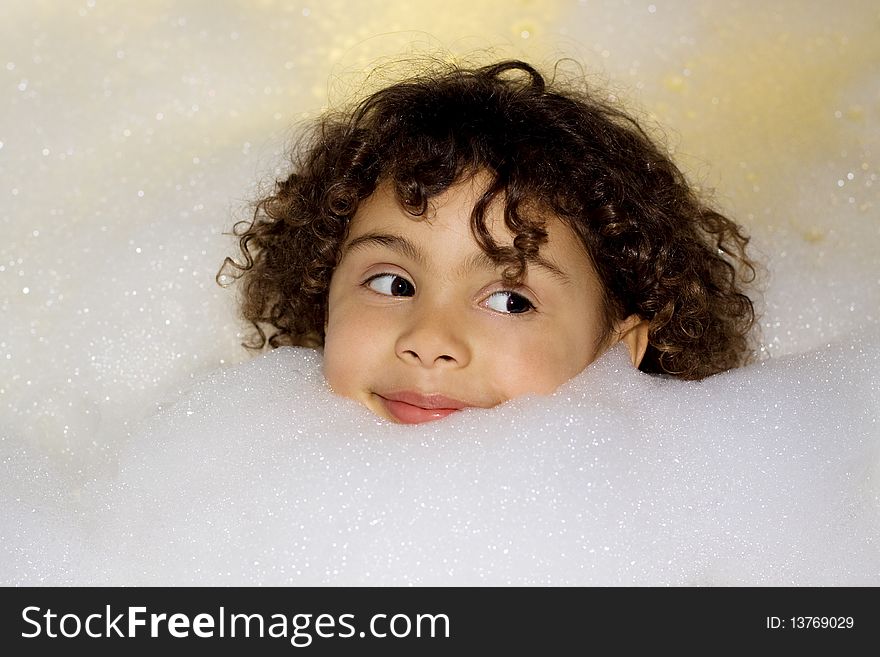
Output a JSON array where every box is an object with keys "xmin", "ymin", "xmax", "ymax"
[{"xmin": 395, "ymin": 303, "xmax": 471, "ymax": 369}]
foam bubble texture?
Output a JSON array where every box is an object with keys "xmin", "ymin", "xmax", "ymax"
[{"xmin": 5, "ymin": 327, "xmax": 876, "ymax": 585}]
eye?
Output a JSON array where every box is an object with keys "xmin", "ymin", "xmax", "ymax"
[
  {"xmin": 484, "ymin": 291, "xmax": 535, "ymax": 314},
  {"xmin": 365, "ymin": 273, "xmax": 415, "ymax": 297}
]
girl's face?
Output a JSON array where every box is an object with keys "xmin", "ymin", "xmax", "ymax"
[{"xmin": 323, "ymin": 175, "xmax": 644, "ymax": 424}]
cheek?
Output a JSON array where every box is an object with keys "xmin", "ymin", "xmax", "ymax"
[
  {"xmin": 483, "ymin": 317, "xmax": 600, "ymax": 397},
  {"xmin": 322, "ymin": 299, "xmax": 388, "ymax": 397},
  {"xmin": 323, "ymin": 311, "xmax": 359, "ymax": 396},
  {"xmin": 478, "ymin": 332, "xmax": 578, "ymax": 397}
]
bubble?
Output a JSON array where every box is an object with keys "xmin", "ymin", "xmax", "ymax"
[{"xmin": 5, "ymin": 336, "xmax": 880, "ymax": 586}]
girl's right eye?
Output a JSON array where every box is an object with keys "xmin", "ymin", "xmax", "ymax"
[{"xmin": 365, "ymin": 273, "xmax": 416, "ymax": 297}]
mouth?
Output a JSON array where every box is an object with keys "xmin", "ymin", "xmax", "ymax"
[{"xmin": 375, "ymin": 391, "xmax": 470, "ymax": 424}]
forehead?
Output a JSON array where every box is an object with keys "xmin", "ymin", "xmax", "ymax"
[
  {"xmin": 345, "ymin": 176, "xmax": 590, "ymax": 267},
  {"xmin": 348, "ymin": 176, "xmax": 483, "ymax": 239},
  {"xmin": 342, "ymin": 177, "xmax": 600, "ymax": 290}
]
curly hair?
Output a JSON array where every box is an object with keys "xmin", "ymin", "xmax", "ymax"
[{"xmin": 218, "ymin": 59, "xmax": 757, "ymax": 380}]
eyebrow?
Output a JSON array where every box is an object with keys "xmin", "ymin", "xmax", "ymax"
[
  {"xmin": 341, "ymin": 231, "xmax": 572, "ymax": 285},
  {"xmin": 343, "ymin": 232, "xmax": 425, "ymax": 265}
]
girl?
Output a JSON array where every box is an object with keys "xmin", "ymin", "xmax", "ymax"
[{"xmin": 218, "ymin": 60, "xmax": 757, "ymax": 423}]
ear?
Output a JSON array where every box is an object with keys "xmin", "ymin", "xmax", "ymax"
[{"xmin": 614, "ymin": 314, "xmax": 650, "ymax": 368}]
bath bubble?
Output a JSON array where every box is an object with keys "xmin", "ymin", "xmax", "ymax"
[{"xmin": 4, "ymin": 328, "xmax": 877, "ymax": 586}]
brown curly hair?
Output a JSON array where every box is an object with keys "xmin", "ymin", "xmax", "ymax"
[{"xmin": 218, "ymin": 59, "xmax": 757, "ymax": 380}]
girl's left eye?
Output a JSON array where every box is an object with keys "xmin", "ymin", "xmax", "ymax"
[{"xmin": 484, "ymin": 291, "xmax": 535, "ymax": 314}]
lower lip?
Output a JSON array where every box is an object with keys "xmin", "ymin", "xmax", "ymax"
[{"xmin": 378, "ymin": 397, "xmax": 461, "ymax": 424}]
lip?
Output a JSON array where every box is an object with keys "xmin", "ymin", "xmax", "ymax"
[{"xmin": 376, "ymin": 391, "xmax": 471, "ymax": 424}]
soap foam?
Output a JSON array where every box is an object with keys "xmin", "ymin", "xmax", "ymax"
[{"xmin": 5, "ymin": 327, "xmax": 875, "ymax": 586}]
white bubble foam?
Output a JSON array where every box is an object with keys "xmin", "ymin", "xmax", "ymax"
[{"xmin": 5, "ymin": 327, "xmax": 876, "ymax": 585}]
